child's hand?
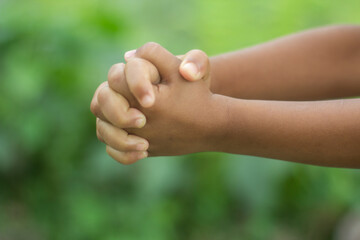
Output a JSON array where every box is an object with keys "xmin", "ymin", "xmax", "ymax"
[
  {"xmin": 122, "ymin": 47, "xmax": 211, "ymax": 108},
  {"xmin": 92, "ymin": 43, "xmax": 224, "ymax": 164}
]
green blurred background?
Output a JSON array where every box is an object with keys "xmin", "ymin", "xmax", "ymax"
[{"xmin": 1, "ymin": 0, "xmax": 360, "ymax": 239}]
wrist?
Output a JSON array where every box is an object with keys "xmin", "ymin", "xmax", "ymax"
[
  {"xmin": 206, "ymin": 94, "xmax": 260, "ymax": 155},
  {"xmin": 204, "ymin": 94, "xmax": 244, "ymax": 153}
]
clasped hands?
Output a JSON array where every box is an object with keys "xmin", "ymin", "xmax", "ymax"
[{"xmin": 90, "ymin": 42, "xmax": 225, "ymax": 164}]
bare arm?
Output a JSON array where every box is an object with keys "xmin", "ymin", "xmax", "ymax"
[
  {"xmin": 210, "ymin": 25, "xmax": 360, "ymax": 100},
  {"xmin": 92, "ymin": 37, "xmax": 360, "ymax": 167},
  {"xmin": 210, "ymin": 95, "xmax": 360, "ymax": 168}
]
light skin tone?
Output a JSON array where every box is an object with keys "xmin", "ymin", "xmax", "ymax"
[{"xmin": 90, "ymin": 25, "xmax": 360, "ymax": 168}]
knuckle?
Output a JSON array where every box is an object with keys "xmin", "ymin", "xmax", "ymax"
[
  {"xmin": 107, "ymin": 64, "xmax": 117, "ymax": 79},
  {"xmin": 126, "ymin": 57, "xmax": 142, "ymax": 69},
  {"xmin": 124, "ymin": 152, "xmax": 141, "ymax": 165},
  {"xmin": 96, "ymin": 131, "xmax": 104, "ymax": 142},
  {"xmin": 122, "ymin": 158, "xmax": 133, "ymax": 165},
  {"xmin": 96, "ymin": 120, "xmax": 104, "ymax": 135},
  {"xmin": 137, "ymin": 42, "xmax": 160, "ymax": 57},
  {"xmin": 106, "ymin": 145, "xmax": 121, "ymax": 162},
  {"xmin": 144, "ymin": 42, "xmax": 160, "ymax": 50},
  {"xmin": 90, "ymin": 99, "xmax": 98, "ymax": 115},
  {"xmin": 121, "ymin": 139, "xmax": 131, "ymax": 150},
  {"xmin": 119, "ymin": 153, "xmax": 132, "ymax": 165},
  {"xmin": 114, "ymin": 111, "xmax": 129, "ymax": 127},
  {"xmin": 105, "ymin": 145, "xmax": 112, "ymax": 155},
  {"xmin": 109, "ymin": 132, "xmax": 129, "ymax": 151},
  {"xmin": 97, "ymin": 86, "xmax": 111, "ymax": 106},
  {"xmin": 106, "ymin": 147, "xmax": 122, "ymax": 163},
  {"xmin": 108, "ymin": 63, "xmax": 124, "ymax": 85},
  {"xmin": 122, "ymin": 161, "xmax": 132, "ymax": 165}
]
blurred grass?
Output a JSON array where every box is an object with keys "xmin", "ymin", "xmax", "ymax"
[{"xmin": 1, "ymin": 0, "xmax": 360, "ymax": 239}]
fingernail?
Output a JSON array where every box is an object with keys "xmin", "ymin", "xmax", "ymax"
[
  {"xmin": 136, "ymin": 142, "xmax": 149, "ymax": 151},
  {"xmin": 124, "ymin": 50, "xmax": 136, "ymax": 60},
  {"xmin": 182, "ymin": 62, "xmax": 199, "ymax": 80},
  {"xmin": 135, "ymin": 115, "xmax": 146, "ymax": 128},
  {"xmin": 141, "ymin": 94, "xmax": 154, "ymax": 108},
  {"xmin": 138, "ymin": 151, "xmax": 148, "ymax": 159}
]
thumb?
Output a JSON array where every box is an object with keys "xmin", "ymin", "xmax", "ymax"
[{"xmin": 179, "ymin": 49, "xmax": 210, "ymax": 82}]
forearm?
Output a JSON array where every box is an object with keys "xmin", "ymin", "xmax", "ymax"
[
  {"xmin": 210, "ymin": 25, "xmax": 360, "ymax": 100},
  {"xmin": 211, "ymin": 95, "xmax": 360, "ymax": 168}
]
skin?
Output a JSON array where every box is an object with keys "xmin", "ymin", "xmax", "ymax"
[
  {"xmin": 92, "ymin": 45, "xmax": 215, "ymax": 164},
  {"xmin": 90, "ymin": 25, "xmax": 360, "ymax": 167},
  {"xmin": 209, "ymin": 25, "xmax": 360, "ymax": 100}
]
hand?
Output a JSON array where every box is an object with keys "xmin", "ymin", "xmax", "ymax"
[
  {"xmin": 90, "ymin": 80, "xmax": 150, "ymax": 164},
  {"xmin": 90, "ymin": 44, "xmax": 212, "ymax": 164},
  {"xmin": 92, "ymin": 43, "xmax": 223, "ymax": 164},
  {"xmin": 122, "ymin": 47, "xmax": 211, "ymax": 108}
]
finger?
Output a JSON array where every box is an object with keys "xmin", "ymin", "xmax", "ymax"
[
  {"xmin": 96, "ymin": 118, "xmax": 105, "ymax": 142},
  {"xmin": 97, "ymin": 118, "xmax": 149, "ymax": 151},
  {"xmin": 134, "ymin": 42, "xmax": 181, "ymax": 80},
  {"xmin": 124, "ymin": 49, "xmax": 136, "ymax": 62},
  {"xmin": 179, "ymin": 49, "xmax": 210, "ymax": 82},
  {"xmin": 90, "ymin": 81, "xmax": 108, "ymax": 120},
  {"xmin": 97, "ymin": 86, "xmax": 146, "ymax": 128},
  {"xmin": 125, "ymin": 58, "xmax": 160, "ymax": 108},
  {"xmin": 97, "ymin": 129, "xmax": 104, "ymax": 142},
  {"xmin": 106, "ymin": 145, "xmax": 148, "ymax": 165},
  {"xmin": 107, "ymin": 63, "xmax": 143, "ymax": 108},
  {"xmin": 108, "ymin": 63, "xmax": 130, "ymax": 98}
]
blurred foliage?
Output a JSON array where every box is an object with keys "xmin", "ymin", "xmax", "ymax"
[{"xmin": 1, "ymin": 0, "xmax": 360, "ymax": 239}]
